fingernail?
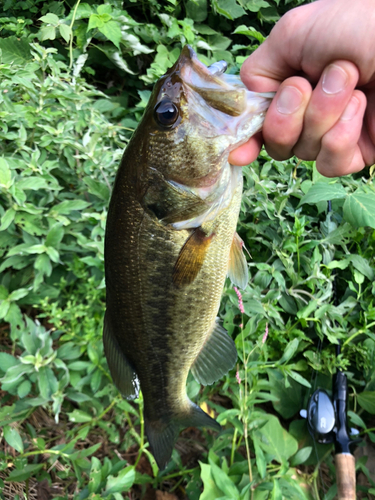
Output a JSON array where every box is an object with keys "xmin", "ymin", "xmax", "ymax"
[
  {"xmin": 276, "ymin": 86, "xmax": 303, "ymax": 115},
  {"xmin": 322, "ymin": 65, "xmax": 348, "ymax": 94},
  {"xmin": 341, "ymin": 96, "xmax": 360, "ymax": 121}
]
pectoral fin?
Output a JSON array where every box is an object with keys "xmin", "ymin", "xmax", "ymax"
[
  {"xmin": 172, "ymin": 228, "xmax": 214, "ymax": 287},
  {"xmin": 103, "ymin": 313, "xmax": 139, "ymax": 399},
  {"xmin": 191, "ymin": 319, "xmax": 237, "ymax": 385},
  {"xmin": 227, "ymin": 232, "xmax": 249, "ymax": 290}
]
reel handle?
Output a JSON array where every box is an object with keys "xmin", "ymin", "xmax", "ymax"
[{"xmin": 335, "ymin": 453, "xmax": 356, "ymax": 500}]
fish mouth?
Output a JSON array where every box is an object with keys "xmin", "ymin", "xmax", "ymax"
[
  {"xmin": 169, "ymin": 46, "xmax": 274, "ymax": 118},
  {"xmin": 160, "ymin": 45, "xmax": 273, "ymax": 143},
  {"xmin": 175, "ymin": 45, "xmax": 248, "ymax": 117}
]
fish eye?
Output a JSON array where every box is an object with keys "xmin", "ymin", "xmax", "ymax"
[{"xmin": 154, "ymin": 100, "xmax": 179, "ymax": 128}]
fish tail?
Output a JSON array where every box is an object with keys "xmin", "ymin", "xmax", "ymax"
[{"xmin": 145, "ymin": 401, "xmax": 221, "ymax": 470}]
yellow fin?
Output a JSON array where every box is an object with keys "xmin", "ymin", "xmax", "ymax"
[
  {"xmin": 172, "ymin": 228, "xmax": 214, "ymax": 287},
  {"xmin": 227, "ymin": 233, "xmax": 249, "ymax": 290}
]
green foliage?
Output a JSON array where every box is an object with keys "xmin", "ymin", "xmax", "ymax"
[{"xmin": 1, "ymin": 0, "xmax": 375, "ymax": 498}]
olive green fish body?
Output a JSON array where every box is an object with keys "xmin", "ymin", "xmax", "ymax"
[{"xmin": 104, "ymin": 46, "xmax": 273, "ymax": 469}]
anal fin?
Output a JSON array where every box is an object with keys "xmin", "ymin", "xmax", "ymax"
[
  {"xmin": 103, "ymin": 313, "xmax": 139, "ymax": 399},
  {"xmin": 191, "ymin": 319, "xmax": 237, "ymax": 385},
  {"xmin": 172, "ymin": 228, "xmax": 214, "ymax": 287},
  {"xmin": 227, "ymin": 232, "xmax": 249, "ymax": 290}
]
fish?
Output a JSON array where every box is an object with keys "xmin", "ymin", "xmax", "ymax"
[{"xmin": 103, "ymin": 45, "xmax": 273, "ymax": 470}]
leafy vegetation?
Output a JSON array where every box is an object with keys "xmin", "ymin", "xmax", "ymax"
[{"xmin": 1, "ymin": 0, "xmax": 375, "ymax": 499}]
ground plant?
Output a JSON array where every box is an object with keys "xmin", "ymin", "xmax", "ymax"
[{"xmin": 1, "ymin": 0, "xmax": 375, "ymax": 499}]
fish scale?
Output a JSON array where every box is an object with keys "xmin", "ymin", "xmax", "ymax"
[{"xmin": 104, "ymin": 45, "xmax": 273, "ymax": 469}]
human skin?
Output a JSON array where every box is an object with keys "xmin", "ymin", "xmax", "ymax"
[{"xmin": 229, "ymin": 0, "xmax": 375, "ymax": 177}]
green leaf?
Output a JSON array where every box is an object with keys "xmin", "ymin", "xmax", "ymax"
[
  {"xmin": 200, "ymin": 462, "xmax": 225, "ymax": 500},
  {"xmin": 209, "ymin": 461, "xmax": 240, "ymax": 499},
  {"xmin": 45, "ymin": 224, "xmax": 64, "ymax": 247},
  {"xmin": 38, "ymin": 366, "xmax": 50, "ymax": 399},
  {"xmin": 83, "ymin": 176, "xmax": 110, "ymax": 201},
  {"xmin": 0, "ymin": 363, "xmax": 33, "ymax": 384},
  {"xmin": 254, "ymin": 414, "xmax": 298, "ymax": 464},
  {"xmin": 39, "ymin": 13, "xmax": 60, "ymax": 25},
  {"xmin": 186, "ymin": 0, "xmax": 208, "ymax": 22},
  {"xmin": 69, "ymin": 443, "xmax": 101, "ymax": 460},
  {"xmin": 278, "ymin": 338, "xmax": 299, "ymax": 364},
  {"xmin": 343, "ymin": 190, "xmax": 375, "ymax": 228},
  {"xmin": 233, "ymin": 25, "xmax": 265, "ymax": 42},
  {"xmin": 73, "ymin": 3, "xmax": 93, "ymax": 19},
  {"xmin": 0, "ymin": 352, "xmax": 18, "ymax": 373},
  {"xmin": 52, "ymin": 199, "xmax": 90, "ymax": 215},
  {"xmin": 68, "ymin": 409, "xmax": 93, "ymax": 423},
  {"xmin": 34, "ymin": 254, "xmax": 52, "ymax": 276},
  {"xmin": 17, "ymin": 379, "xmax": 31, "ymax": 398},
  {"xmin": 287, "ymin": 370, "xmax": 311, "ymax": 388},
  {"xmin": 57, "ymin": 342, "xmax": 81, "ymax": 360},
  {"xmin": 271, "ymin": 479, "xmax": 282, "ymax": 500},
  {"xmin": 0, "ymin": 285, "xmax": 8, "ymax": 300},
  {"xmin": 290, "ymin": 446, "xmax": 312, "ymax": 466},
  {"xmin": 252, "ymin": 433, "xmax": 266, "ymax": 478},
  {"xmin": 246, "ymin": 0, "xmax": 270, "ymax": 13},
  {"xmin": 97, "ymin": 4, "xmax": 112, "ymax": 15},
  {"xmin": 16, "ymin": 177, "xmax": 49, "ymax": 190},
  {"xmin": 45, "ymin": 246, "xmax": 60, "ymax": 263},
  {"xmin": 348, "ymin": 255, "xmax": 374, "ymax": 281},
  {"xmin": 8, "ymin": 288, "xmax": 29, "ymax": 301},
  {"xmin": 88, "ymin": 13, "xmax": 105, "ymax": 30},
  {"xmin": 0, "ymin": 158, "xmax": 12, "ymax": 189},
  {"xmin": 104, "ymin": 466, "xmax": 135, "ymax": 495},
  {"xmin": 7, "ymin": 464, "xmax": 44, "ymax": 482},
  {"xmin": 357, "ymin": 391, "xmax": 375, "ymax": 414},
  {"xmin": 3, "ymin": 425, "xmax": 24, "ymax": 453},
  {"xmin": 268, "ymin": 370, "xmax": 301, "ymax": 419},
  {"xmin": 39, "ymin": 25, "xmax": 56, "ymax": 41},
  {"xmin": 99, "ymin": 20, "xmax": 122, "ymax": 49},
  {"xmin": 213, "ymin": 0, "xmax": 246, "ymax": 20},
  {"xmin": 59, "ymin": 24, "xmax": 71, "ymax": 43},
  {"xmin": 298, "ymin": 182, "xmax": 346, "ymax": 206},
  {"xmin": 347, "ymin": 411, "xmax": 366, "ymax": 429},
  {"xmin": 0, "ymin": 300, "xmax": 10, "ymax": 319},
  {"xmin": 89, "ymin": 456, "xmax": 103, "ymax": 493},
  {"xmin": 0, "ymin": 36, "xmax": 31, "ymax": 64},
  {"xmin": 0, "ymin": 208, "xmax": 16, "ymax": 231}
]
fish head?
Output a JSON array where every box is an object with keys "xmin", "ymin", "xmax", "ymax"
[{"xmin": 139, "ymin": 45, "xmax": 273, "ymax": 189}]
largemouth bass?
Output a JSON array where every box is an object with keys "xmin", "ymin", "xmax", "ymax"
[{"xmin": 104, "ymin": 45, "xmax": 273, "ymax": 469}]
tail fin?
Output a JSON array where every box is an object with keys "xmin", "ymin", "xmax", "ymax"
[{"xmin": 145, "ymin": 402, "xmax": 221, "ymax": 470}]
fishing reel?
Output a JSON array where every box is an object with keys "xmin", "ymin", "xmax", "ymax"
[{"xmin": 300, "ymin": 371, "xmax": 361, "ymax": 453}]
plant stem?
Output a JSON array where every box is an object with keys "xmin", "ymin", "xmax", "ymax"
[
  {"xmin": 230, "ymin": 427, "xmax": 238, "ymax": 466},
  {"xmin": 343, "ymin": 320, "xmax": 375, "ymax": 345},
  {"xmin": 162, "ymin": 468, "xmax": 197, "ymax": 481},
  {"xmin": 133, "ymin": 393, "xmax": 145, "ymax": 468},
  {"xmin": 240, "ymin": 316, "xmax": 253, "ymax": 500},
  {"xmin": 244, "ymin": 425, "xmax": 253, "ymax": 498},
  {"xmin": 69, "ymin": 0, "xmax": 82, "ymax": 69}
]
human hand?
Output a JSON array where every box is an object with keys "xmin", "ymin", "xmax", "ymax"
[{"xmin": 229, "ymin": 0, "xmax": 375, "ymax": 177}]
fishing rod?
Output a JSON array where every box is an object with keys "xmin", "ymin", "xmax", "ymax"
[{"xmin": 300, "ymin": 201, "xmax": 360, "ymax": 500}]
